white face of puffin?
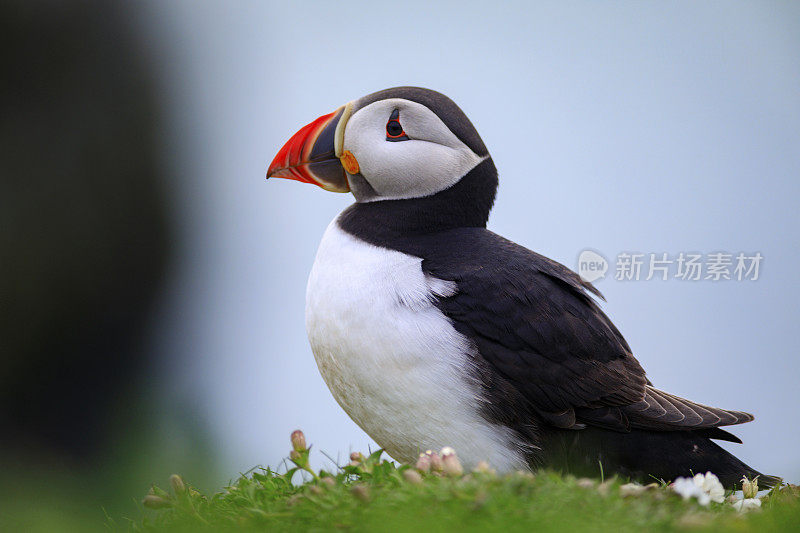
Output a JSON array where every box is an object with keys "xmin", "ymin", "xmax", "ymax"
[{"xmin": 342, "ymin": 98, "xmax": 485, "ymax": 202}]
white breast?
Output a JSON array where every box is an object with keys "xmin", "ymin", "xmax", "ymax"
[{"xmin": 305, "ymin": 217, "xmax": 525, "ymax": 471}]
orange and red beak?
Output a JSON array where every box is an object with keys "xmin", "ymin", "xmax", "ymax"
[{"xmin": 267, "ymin": 103, "xmax": 354, "ymax": 193}]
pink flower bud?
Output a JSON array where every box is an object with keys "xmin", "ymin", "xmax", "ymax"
[
  {"xmin": 473, "ymin": 461, "xmax": 494, "ymax": 475},
  {"xmin": 440, "ymin": 447, "xmax": 463, "ymax": 477},
  {"xmin": 428, "ymin": 451, "xmax": 443, "ymax": 473},
  {"xmin": 415, "ymin": 453, "xmax": 431, "ymax": 473},
  {"xmin": 291, "ymin": 430, "xmax": 307, "ymax": 451},
  {"xmin": 169, "ymin": 474, "xmax": 186, "ymax": 495},
  {"xmin": 142, "ymin": 494, "xmax": 172, "ymax": 509},
  {"xmin": 350, "ymin": 451, "xmax": 364, "ymax": 463},
  {"xmin": 403, "ymin": 469, "xmax": 424, "ymax": 485}
]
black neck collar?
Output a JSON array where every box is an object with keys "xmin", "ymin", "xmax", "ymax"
[{"xmin": 337, "ymin": 158, "xmax": 498, "ymax": 246}]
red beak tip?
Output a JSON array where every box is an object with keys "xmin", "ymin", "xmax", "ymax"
[{"xmin": 267, "ymin": 108, "xmax": 350, "ymax": 191}]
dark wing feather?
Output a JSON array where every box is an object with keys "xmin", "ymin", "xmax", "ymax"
[
  {"xmin": 417, "ymin": 228, "xmax": 647, "ymax": 425},
  {"xmin": 416, "ymin": 228, "xmax": 752, "ymax": 435},
  {"xmin": 624, "ymin": 386, "xmax": 753, "ymax": 430}
]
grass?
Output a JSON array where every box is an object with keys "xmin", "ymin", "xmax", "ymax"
[{"xmin": 119, "ymin": 433, "xmax": 800, "ymax": 532}]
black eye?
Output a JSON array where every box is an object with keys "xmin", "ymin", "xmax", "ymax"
[
  {"xmin": 385, "ymin": 109, "xmax": 409, "ymax": 141},
  {"xmin": 387, "ymin": 121, "xmax": 404, "ymax": 136}
]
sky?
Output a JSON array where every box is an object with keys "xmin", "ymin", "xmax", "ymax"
[{"xmin": 136, "ymin": 1, "xmax": 800, "ymax": 482}]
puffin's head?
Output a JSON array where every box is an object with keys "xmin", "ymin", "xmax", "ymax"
[{"xmin": 267, "ymin": 87, "xmax": 494, "ymax": 205}]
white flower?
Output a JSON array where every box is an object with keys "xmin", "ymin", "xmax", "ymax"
[
  {"xmin": 671, "ymin": 472, "xmax": 725, "ymax": 506},
  {"xmin": 731, "ymin": 498, "xmax": 762, "ymax": 512},
  {"xmin": 695, "ymin": 472, "xmax": 725, "ymax": 503},
  {"xmin": 672, "ymin": 477, "xmax": 709, "ymax": 505}
]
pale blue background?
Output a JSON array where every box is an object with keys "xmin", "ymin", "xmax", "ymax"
[{"xmin": 136, "ymin": 1, "xmax": 799, "ymax": 482}]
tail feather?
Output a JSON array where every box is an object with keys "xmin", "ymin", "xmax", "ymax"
[
  {"xmin": 693, "ymin": 427, "xmax": 742, "ymax": 444},
  {"xmin": 623, "ymin": 386, "xmax": 754, "ymax": 431},
  {"xmin": 541, "ymin": 426, "xmax": 780, "ymax": 489},
  {"xmin": 757, "ymin": 474, "xmax": 783, "ymax": 489}
]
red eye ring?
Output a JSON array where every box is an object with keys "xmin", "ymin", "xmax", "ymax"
[{"xmin": 386, "ymin": 109, "xmax": 409, "ymax": 141}]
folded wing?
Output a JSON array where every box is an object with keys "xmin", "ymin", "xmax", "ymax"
[{"xmin": 420, "ymin": 228, "xmax": 753, "ymax": 438}]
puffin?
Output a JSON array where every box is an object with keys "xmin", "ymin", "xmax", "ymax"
[{"xmin": 266, "ymin": 87, "xmax": 778, "ymax": 488}]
